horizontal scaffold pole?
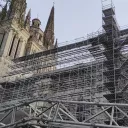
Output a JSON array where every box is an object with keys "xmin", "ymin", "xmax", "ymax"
[{"xmin": 1, "ymin": 98, "xmax": 128, "ymax": 112}]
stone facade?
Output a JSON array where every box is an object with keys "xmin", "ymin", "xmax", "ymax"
[{"xmin": 0, "ymin": 0, "xmax": 56, "ymax": 77}]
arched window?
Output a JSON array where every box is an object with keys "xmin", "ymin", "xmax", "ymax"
[
  {"xmin": 9, "ymin": 35, "xmax": 16, "ymax": 56},
  {"xmin": 39, "ymin": 35, "xmax": 42, "ymax": 41},
  {"xmin": 14, "ymin": 39, "xmax": 20, "ymax": 59},
  {"xmin": 0, "ymin": 32, "xmax": 5, "ymax": 50}
]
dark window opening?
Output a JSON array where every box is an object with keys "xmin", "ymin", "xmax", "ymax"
[
  {"xmin": 9, "ymin": 35, "xmax": 16, "ymax": 56},
  {"xmin": 30, "ymin": 36, "xmax": 32, "ymax": 39},
  {"xmin": 14, "ymin": 39, "xmax": 20, "ymax": 59},
  {"xmin": 39, "ymin": 35, "xmax": 42, "ymax": 40},
  {"xmin": 0, "ymin": 32, "xmax": 5, "ymax": 50}
]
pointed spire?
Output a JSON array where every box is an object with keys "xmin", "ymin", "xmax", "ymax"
[
  {"xmin": 44, "ymin": 6, "xmax": 54, "ymax": 48},
  {"xmin": 54, "ymin": 39, "xmax": 58, "ymax": 48},
  {"xmin": 1, "ymin": 2, "xmax": 8, "ymax": 20},
  {"xmin": 8, "ymin": 0, "xmax": 26, "ymax": 26},
  {"xmin": 24, "ymin": 9, "xmax": 31, "ymax": 31},
  {"xmin": 8, "ymin": 0, "xmax": 16, "ymax": 17},
  {"xmin": 28, "ymin": 9, "xmax": 31, "ymax": 18}
]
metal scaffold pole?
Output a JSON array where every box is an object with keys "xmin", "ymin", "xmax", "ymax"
[{"xmin": 0, "ymin": 0, "xmax": 128, "ymax": 128}]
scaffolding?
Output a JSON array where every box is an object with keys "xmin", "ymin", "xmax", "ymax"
[{"xmin": 0, "ymin": 0, "xmax": 128, "ymax": 127}]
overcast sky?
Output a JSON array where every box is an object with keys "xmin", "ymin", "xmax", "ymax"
[{"xmin": 27, "ymin": 0, "xmax": 128, "ymax": 44}]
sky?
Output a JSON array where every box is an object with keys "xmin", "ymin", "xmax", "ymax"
[{"xmin": 26, "ymin": 0, "xmax": 128, "ymax": 44}]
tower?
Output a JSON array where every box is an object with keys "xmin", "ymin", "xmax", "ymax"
[
  {"xmin": 0, "ymin": 0, "xmax": 29, "ymax": 58},
  {"xmin": 0, "ymin": 0, "xmax": 30, "ymax": 76},
  {"xmin": 0, "ymin": 1, "xmax": 56, "ymax": 76},
  {"xmin": 24, "ymin": 18, "xmax": 45, "ymax": 56},
  {"xmin": 24, "ymin": 5, "xmax": 56, "ymax": 56}
]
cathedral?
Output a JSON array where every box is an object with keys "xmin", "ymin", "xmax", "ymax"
[
  {"xmin": 1, "ymin": 0, "xmax": 128, "ymax": 127},
  {"xmin": 0, "ymin": 0, "xmax": 56, "ymax": 76}
]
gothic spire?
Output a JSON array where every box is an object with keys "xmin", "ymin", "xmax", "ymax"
[
  {"xmin": 1, "ymin": 2, "xmax": 7, "ymax": 20},
  {"xmin": 8, "ymin": 0, "xmax": 16, "ymax": 17},
  {"xmin": 54, "ymin": 39, "xmax": 58, "ymax": 48},
  {"xmin": 9, "ymin": 0, "xmax": 27, "ymax": 25},
  {"xmin": 24, "ymin": 9, "xmax": 31, "ymax": 31},
  {"xmin": 44, "ymin": 6, "xmax": 54, "ymax": 48}
]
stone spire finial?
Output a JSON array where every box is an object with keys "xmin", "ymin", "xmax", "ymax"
[
  {"xmin": 1, "ymin": 2, "xmax": 8, "ymax": 20},
  {"xmin": 43, "ymin": 5, "xmax": 54, "ymax": 48},
  {"xmin": 24, "ymin": 9, "xmax": 31, "ymax": 31},
  {"xmin": 55, "ymin": 39, "xmax": 58, "ymax": 48}
]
